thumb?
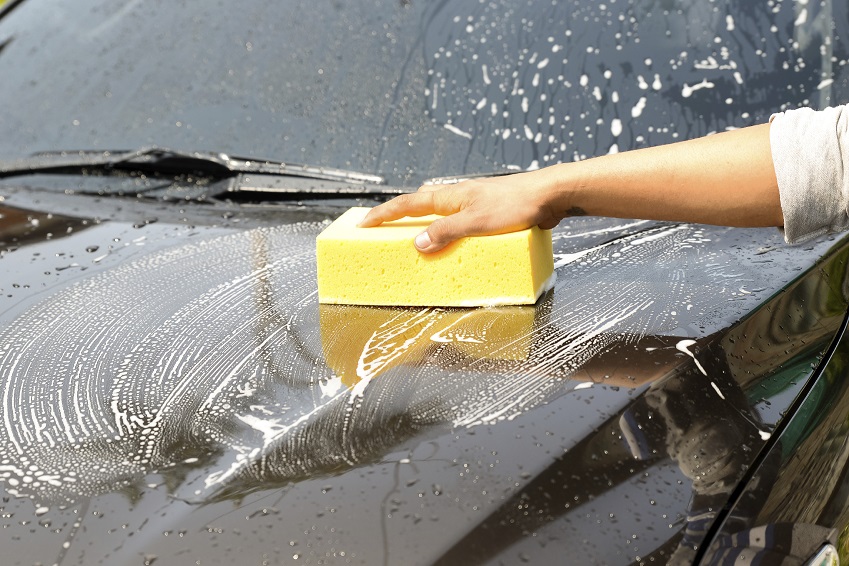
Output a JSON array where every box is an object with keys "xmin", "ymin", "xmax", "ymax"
[{"xmin": 414, "ymin": 214, "xmax": 471, "ymax": 253}]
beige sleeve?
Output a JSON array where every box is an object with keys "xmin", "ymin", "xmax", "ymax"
[{"xmin": 769, "ymin": 104, "xmax": 849, "ymax": 243}]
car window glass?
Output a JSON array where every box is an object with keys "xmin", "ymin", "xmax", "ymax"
[{"xmin": 0, "ymin": 0, "xmax": 844, "ymax": 186}]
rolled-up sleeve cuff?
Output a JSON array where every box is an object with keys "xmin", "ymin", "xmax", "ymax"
[{"xmin": 769, "ymin": 105, "xmax": 849, "ymax": 244}]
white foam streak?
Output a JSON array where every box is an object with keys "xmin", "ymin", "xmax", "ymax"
[
  {"xmin": 676, "ymin": 339, "xmax": 707, "ymax": 376},
  {"xmin": 444, "ymin": 123, "xmax": 472, "ymax": 139}
]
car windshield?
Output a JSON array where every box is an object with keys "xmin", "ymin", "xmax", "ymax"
[{"xmin": 0, "ymin": 0, "xmax": 843, "ymax": 188}]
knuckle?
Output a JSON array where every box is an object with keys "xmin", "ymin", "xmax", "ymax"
[
  {"xmin": 427, "ymin": 218, "xmax": 453, "ymax": 242},
  {"xmin": 394, "ymin": 193, "xmax": 416, "ymax": 207},
  {"xmin": 387, "ymin": 193, "xmax": 420, "ymax": 214}
]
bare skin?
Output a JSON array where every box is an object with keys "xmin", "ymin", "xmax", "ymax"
[{"xmin": 358, "ymin": 123, "xmax": 783, "ymax": 253}]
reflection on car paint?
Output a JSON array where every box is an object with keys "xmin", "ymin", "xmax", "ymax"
[
  {"xmin": 436, "ymin": 241, "xmax": 849, "ymax": 563},
  {"xmin": 700, "ymin": 246, "xmax": 849, "ymax": 561},
  {"xmin": 0, "ymin": 205, "xmax": 93, "ymax": 252},
  {"xmin": 319, "ymin": 304, "xmax": 539, "ymax": 388},
  {"xmin": 0, "ymin": 214, "xmax": 837, "ymax": 510}
]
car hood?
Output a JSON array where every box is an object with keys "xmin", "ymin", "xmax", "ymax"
[{"xmin": 1, "ymin": 188, "xmax": 847, "ymax": 564}]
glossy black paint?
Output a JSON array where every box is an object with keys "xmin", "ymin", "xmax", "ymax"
[
  {"xmin": 434, "ymin": 234, "xmax": 849, "ymax": 564},
  {"xmin": 2, "ymin": 0, "xmax": 849, "ymax": 564},
  {"xmin": 703, "ymin": 255, "xmax": 849, "ymax": 562},
  {"xmin": 0, "ymin": 187, "xmax": 846, "ymax": 564}
]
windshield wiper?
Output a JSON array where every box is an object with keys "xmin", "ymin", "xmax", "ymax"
[
  {"xmin": 0, "ymin": 146, "xmax": 392, "ymax": 191},
  {"xmin": 0, "ymin": 147, "xmax": 523, "ymax": 200}
]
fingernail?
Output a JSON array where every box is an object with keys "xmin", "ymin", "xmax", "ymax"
[{"xmin": 414, "ymin": 231, "xmax": 431, "ymax": 250}]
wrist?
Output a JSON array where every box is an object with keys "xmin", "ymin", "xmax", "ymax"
[{"xmin": 533, "ymin": 162, "xmax": 585, "ymax": 221}]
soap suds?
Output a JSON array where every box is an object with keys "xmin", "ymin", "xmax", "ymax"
[
  {"xmin": 0, "ymin": 215, "xmax": 800, "ymax": 507},
  {"xmin": 455, "ymin": 270, "xmax": 557, "ymax": 307},
  {"xmin": 444, "ymin": 123, "xmax": 473, "ymax": 139}
]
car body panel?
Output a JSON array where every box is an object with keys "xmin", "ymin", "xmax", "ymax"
[
  {"xmin": 1, "ymin": 187, "xmax": 848, "ymax": 563},
  {"xmin": 702, "ymin": 296, "xmax": 849, "ymax": 563},
  {"xmin": 3, "ymin": 0, "xmax": 849, "ymax": 563}
]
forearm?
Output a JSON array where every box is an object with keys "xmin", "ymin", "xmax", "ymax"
[
  {"xmin": 544, "ymin": 123, "xmax": 783, "ymax": 228},
  {"xmin": 360, "ymin": 120, "xmax": 791, "ymax": 254}
]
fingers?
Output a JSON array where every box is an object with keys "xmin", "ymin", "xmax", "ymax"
[
  {"xmin": 416, "ymin": 182, "xmax": 445, "ymax": 193},
  {"xmin": 355, "ymin": 184, "xmax": 473, "ymax": 253},
  {"xmin": 357, "ymin": 192, "xmax": 435, "ymax": 227},
  {"xmin": 358, "ymin": 187, "xmax": 461, "ymax": 227},
  {"xmin": 355, "ymin": 173, "xmax": 552, "ymax": 254}
]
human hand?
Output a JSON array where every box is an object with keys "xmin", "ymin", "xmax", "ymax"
[{"xmin": 358, "ymin": 169, "xmax": 566, "ymax": 253}]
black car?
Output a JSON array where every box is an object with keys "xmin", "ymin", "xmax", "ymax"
[{"xmin": 1, "ymin": 0, "xmax": 849, "ymax": 564}]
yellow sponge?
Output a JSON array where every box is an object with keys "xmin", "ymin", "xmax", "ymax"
[{"xmin": 316, "ymin": 207, "xmax": 555, "ymax": 307}]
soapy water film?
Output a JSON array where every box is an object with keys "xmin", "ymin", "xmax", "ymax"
[{"xmin": 0, "ymin": 218, "xmax": 777, "ymax": 506}]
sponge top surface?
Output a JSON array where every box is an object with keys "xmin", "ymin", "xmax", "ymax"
[{"xmin": 317, "ymin": 207, "xmax": 439, "ymax": 241}]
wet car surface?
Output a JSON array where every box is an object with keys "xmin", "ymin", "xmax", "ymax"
[{"xmin": 2, "ymin": 0, "xmax": 849, "ymax": 564}]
